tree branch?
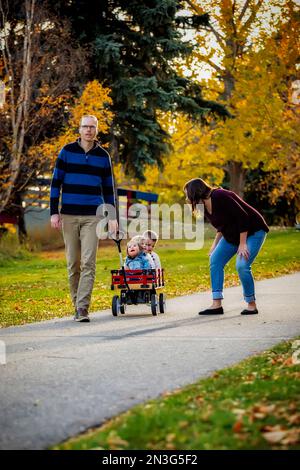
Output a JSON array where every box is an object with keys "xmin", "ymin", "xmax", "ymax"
[
  {"xmin": 238, "ymin": 0, "xmax": 251, "ymax": 22},
  {"xmin": 240, "ymin": 0, "xmax": 264, "ymax": 35},
  {"xmin": 206, "ymin": 58, "xmax": 224, "ymax": 74},
  {"xmin": 185, "ymin": 0, "xmax": 226, "ymax": 48}
]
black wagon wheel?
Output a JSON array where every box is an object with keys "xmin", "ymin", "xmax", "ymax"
[
  {"xmin": 159, "ymin": 293, "xmax": 166, "ymax": 314},
  {"xmin": 151, "ymin": 294, "xmax": 158, "ymax": 316},
  {"xmin": 120, "ymin": 304, "xmax": 126, "ymax": 314},
  {"xmin": 112, "ymin": 295, "xmax": 120, "ymax": 316}
]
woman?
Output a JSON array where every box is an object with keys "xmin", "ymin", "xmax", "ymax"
[{"xmin": 184, "ymin": 178, "xmax": 269, "ymax": 315}]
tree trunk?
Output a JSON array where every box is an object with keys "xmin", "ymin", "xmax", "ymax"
[
  {"xmin": 0, "ymin": 0, "xmax": 35, "ymax": 213},
  {"xmin": 17, "ymin": 210, "xmax": 27, "ymax": 244},
  {"xmin": 226, "ymin": 161, "xmax": 246, "ymax": 197},
  {"xmin": 14, "ymin": 193, "xmax": 27, "ymax": 243}
]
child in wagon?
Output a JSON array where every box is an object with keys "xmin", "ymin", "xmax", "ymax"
[
  {"xmin": 142, "ymin": 230, "xmax": 161, "ymax": 269},
  {"xmin": 125, "ymin": 238, "xmax": 151, "ymax": 270}
]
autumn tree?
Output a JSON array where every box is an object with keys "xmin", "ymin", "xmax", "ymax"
[
  {"xmin": 0, "ymin": 0, "xmax": 86, "ymax": 237},
  {"xmin": 137, "ymin": 0, "xmax": 299, "ymax": 222},
  {"xmin": 35, "ymin": 80, "xmax": 114, "ymax": 169},
  {"xmin": 46, "ymin": 0, "xmax": 229, "ymax": 180},
  {"xmin": 183, "ymin": 0, "xmax": 300, "ymax": 196}
]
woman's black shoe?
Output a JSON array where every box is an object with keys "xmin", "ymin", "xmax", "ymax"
[
  {"xmin": 198, "ymin": 306, "xmax": 224, "ymax": 315},
  {"xmin": 241, "ymin": 308, "xmax": 258, "ymax": 315}
]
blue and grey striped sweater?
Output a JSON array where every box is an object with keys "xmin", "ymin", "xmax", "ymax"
[{"xmin": 50, "ymin": 140, "xmax": 115, "ymax": 216}]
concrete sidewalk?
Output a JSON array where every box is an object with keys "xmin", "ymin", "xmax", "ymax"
[{"xmin": 0, "ymin": 272, "xmax": 299, "ymax": 449}]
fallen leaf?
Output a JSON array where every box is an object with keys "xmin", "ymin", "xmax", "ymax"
[
  {"xmin": 233, "ymin": 421, "xmax": 243, "ymax": 433},
  {"xmin": 288, "ymin": 414, "xmax": 300, "ymax": 425},
  {"xmin": 281, "ymin": 429, "xmax": 300, "ymax": 445},
  {"xmin": 253, "ymin": 412, "xmax": 267, "ymax": 420},
  {"xmin": 166, "ymin": 443, "xmax": 176, "ymax": 450},
  {"xmin": 283, "ymin": 357, "xmax": 294, "ymax": 366},
  {"xmin": 107, "ymin": 432, "xmax": 128, "ymax": 449},
  {"xmin": 179, "ymin": 421, "xmax": 189, "ymax": 429},
  {"xmin": 232, "ymin": 408, "xmax": 246, "ymax": 416},
  {"xmin": 262, "ymin": 431, "xmax": 288, "ymax": 443},
  {"xmin": 166, "ymin": 433, "xmax": 176, "ymax": 443},
  {"xmin": 195, "ymin": 395, "xmax": 204, "ymax": 404},
  {"xmin": 261, "ymin": 425, "xmax": 284, "ymax": 433}
]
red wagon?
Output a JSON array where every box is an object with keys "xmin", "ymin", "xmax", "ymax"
[{"xmin": 111, "ymin": 268, "xmax": 166, "ymax": 316}]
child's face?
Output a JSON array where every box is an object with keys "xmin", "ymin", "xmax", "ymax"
[
  {"xmin": 143, "ymin": 238, "xmax": 155, "ymax": 253},
  {"xmin": 127, "ymin": 242, "xmax": 140, "ymax": 257}
]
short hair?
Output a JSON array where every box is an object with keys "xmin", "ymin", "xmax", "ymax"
[
  {"xmin": 130, "ymin": 235, "xmax": 146, "ymax": 244},
  {"xmin": 143, "ymin": 230, "xmax": 158, "ymax": 243},
  {"xmin": 80, "ymin": 115, "xmax": 98, "ymax": 127}
]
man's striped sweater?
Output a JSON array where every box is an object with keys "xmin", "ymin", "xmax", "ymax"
[{"xmin": 50, "ymin": 140, "xmax": 115, "ymax": 216}]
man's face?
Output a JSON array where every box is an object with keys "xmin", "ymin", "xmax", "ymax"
[{"xmin": 79, "ymin": 118, "xmax": 98, "ymax": 142}]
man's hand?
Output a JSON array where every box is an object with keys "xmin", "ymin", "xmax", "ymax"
[
  {"xmin": 108, "ymin": 219, "xmax": 118, "ymax": 235},
  {"xmin": 51, "ymin": 214, "xmax": 61, "ymax": 230}
]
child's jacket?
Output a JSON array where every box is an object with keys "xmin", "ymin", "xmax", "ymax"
[{"xmin": 125, "ymin": 253, "xmax": 151, "ymax": 270}]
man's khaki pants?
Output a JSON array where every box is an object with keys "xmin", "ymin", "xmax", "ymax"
[{"xmin": 61, "ymin": 215, "xmax": 99, "ymax": 312}]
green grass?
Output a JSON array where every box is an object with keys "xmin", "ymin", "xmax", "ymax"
[
  {"xmin": 0, "ymin": 227, "xmax": 299, "ymax": 328},
  {"xmin": 53, "ymin": 338, "xmax": 300, "ymax": 450}
]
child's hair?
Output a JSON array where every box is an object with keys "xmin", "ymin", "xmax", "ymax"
[
  {"xmin": 126, "ymin": 238, "xmax": 143, "ymax": 257},
  {"xmin": 143, "ymin": 230, "xmax": 158, "ymax": 244},
  {"xmin": 130, "ymin": 235, "xmax": 146, "ymax": 245}
]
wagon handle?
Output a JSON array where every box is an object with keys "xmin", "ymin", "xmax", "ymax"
[
  {"xmin": 108, "ymin": 229, "xmax": 125, "ymax": 242},
  {"xmin": 108, "ymin": 230, "xmax": 134, "ymax": 296}
]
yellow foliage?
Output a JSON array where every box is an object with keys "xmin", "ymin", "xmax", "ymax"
[
  {"xmin": 169, "ymin": 0, "xmax": 300, "ymax": 202},
  {"xmin": 139, "ymin": 113, "xmax": 225, "ymax": 202},
  {"xmin": 2, "ymin": 223, "xmax": 17, "ymax": 234},
  {"xmin": 30, "ymin": 80, "xmax": 113, "ymax": 165},
  {"xmin": 135, "ymin": 0, "xmax": 300, "ymax": 204}
]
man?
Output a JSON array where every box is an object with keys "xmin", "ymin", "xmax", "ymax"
[{"xmin": 50, "ymin": 115, "xmax": 118, "ymax": 322}]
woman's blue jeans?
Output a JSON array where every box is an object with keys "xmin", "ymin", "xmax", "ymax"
[{"xmin": 210, "ymin": 230, "xmax": 267, "ymax": 302}]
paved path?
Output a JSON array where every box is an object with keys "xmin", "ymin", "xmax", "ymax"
[{"xmin": 0, "ymin": 273, "xmax": 299, "ymax": 449}]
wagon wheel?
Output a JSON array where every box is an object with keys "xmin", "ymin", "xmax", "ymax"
[
  {"xmin": 151, "ymin": 294, "xmax": 158, "ymax": 316},
  {"xmin": 159, "ymin": 293, "xmax": 166, "ymax": 314},
  {"xmin": 112, "ymin": 295, "xmax": 120, "ymax": 316},
  {"xmin": 120, "ymin": 304, "xmax": 126, "ymax": 314}
]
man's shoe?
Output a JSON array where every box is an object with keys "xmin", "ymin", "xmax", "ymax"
[
  {"xmin": 241, "ymin": 308, "xmax": 258, "ymax": 315},
  {"xmin": 75, "ymin": 308, "xmax": 90, "ymax": 322},
  {"xmin": 198, "ymin": 306, "xmax": 224, "ymax": 315}
]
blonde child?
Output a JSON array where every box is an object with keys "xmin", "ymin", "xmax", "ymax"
[
  {"xmin": 142, "ymin": 230, "xmax": 161, "ymax": 269},
  {"xmin": 125, "ymin": 238, "xmax": 151, "ymax": 270},
  {"xmin": 130, "ymin": 235, "xmax": 155, "ymax": 268}
]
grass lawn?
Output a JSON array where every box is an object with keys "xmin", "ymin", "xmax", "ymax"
[
  {"xmin": 0, "ymin": 227, "xmax": 299, "ymax": 328},
  {"xmin": 53, "ymin": 338, "xmax": 300, "ymax": 450}
]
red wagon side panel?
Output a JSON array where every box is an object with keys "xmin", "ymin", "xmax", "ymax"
[{"xmin": 111, "ymin": 269, "xmax": 164, "ymax": 290}]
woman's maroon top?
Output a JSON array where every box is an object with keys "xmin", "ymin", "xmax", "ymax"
[{"xmin": 204, "ymin": 188, "xmax": 269, "ymax": 245}]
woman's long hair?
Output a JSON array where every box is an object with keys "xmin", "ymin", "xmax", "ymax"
[{"xmin": 183, "ymin": 178, "xmax": 213, "ymax": 213}]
